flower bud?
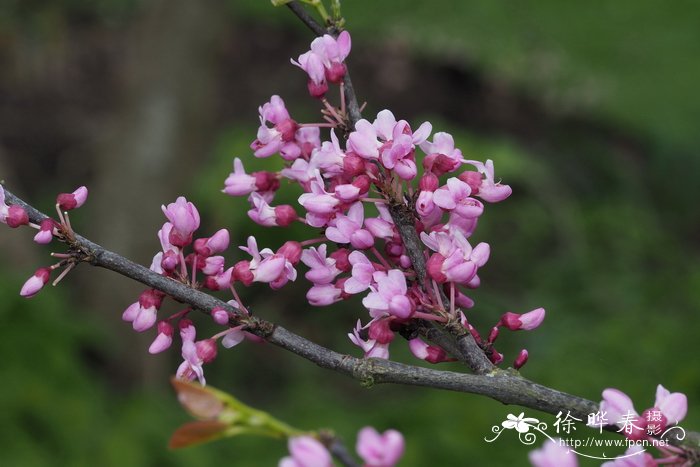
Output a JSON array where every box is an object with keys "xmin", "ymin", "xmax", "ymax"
[
  {"xmin": 20, "ymin": 267, "xmax": 51, "ymax": 298},
  {"xmin": 56, "ymin": 186, "xmax": 88, "ymax": 211},
  {"xmin": 277, "ymin": 241, "xmax": 303, "ymax": 264},
  {"xmin": 211, "ymin": 307, "xmax": 230, "ymax": 325},
  {"xmin": 419, "ymin": 173, "xmax": 439, "ymax": 192},
  {"xmin": 233, "ymin": 260, "xmax": 254, "ymax": 286},
  {"xmin": 253, "ymin": 171, "xmax": 280, "ymax": 192},
  {"xmin": 149, "ymin": 321, "xmax": 174, "ymax": 354},
  {"xmin": 513, "ymin": 349, "xmax": 529, "ymax": 370},
  {"xmin": 368, "ymin": 319, "xmax": 394, "ymax": 344},
  {"xmin": 329, "ymin": 248, "xmax": 351, "ymax": 272},
  {"xmin": 343, "ymin": 153, "xmax": 366, "ymax": 176},
  {"xmin": 33, "ymin": 218, "xmax": 55, "ymax": 244},
  {"xmin": 195, "ymin": 339, "xmax": 218, "ymax": 363},
  {"xmin": 6, "ymin": 205, "xmax": 29, "ymax": 228},
  {"xmin": 274, "ymin": 205, "xmax": 298, "ymax": 227}
]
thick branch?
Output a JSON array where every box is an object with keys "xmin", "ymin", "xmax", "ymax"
[{"xmin": 4, "ymin": 185, "xmax": 698, "ymax": 455}]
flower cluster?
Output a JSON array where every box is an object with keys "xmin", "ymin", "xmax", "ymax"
[
  {"xmin": 280, "ymin": 427, "xmax": 404, "ymax": 467},
  {"xmin": 223, "ymin": 30, "xmax": 543, "ymax": 367},
  {"xmin": 1, "ymin": 185, "xmax": 88, "ymax": 297}
]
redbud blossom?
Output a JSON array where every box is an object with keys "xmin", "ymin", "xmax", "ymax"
[
  {"xmin": 344, "ymin": 251, "xmax": 376, "ymax": 294},
  {"xmin": 193, "ymin": 229, "xmax": 230, "ymax": 257},
  {"xmin": 56, "ymin": 186, "xmax": 88, "ymax": 211},
  {"xmin": 462, "ymin": 159, "xmax": 512, "ymax": 203},
  {"xmin": 223, "ymin": 158, "xmax": 257, "ymax": 196},
  {"xmin": 356, "ymin": 427, "xmax": 405, "ymax": 467},
  {"xmin": 362, "ymin": 270, "xmax": 415, "ymax": 319},
  {"xmin": 33, "ymin": 218, "xmax": 56, "ymax": 244},
  {"xmin": 499, "ymin": 308, "xmax": 546, "ymax": 331},
  {"xmin": 149, "ymin": 321, "xmax": 174, "ymax": 354},
  {"xmin": 348, "ymin": 320, "xmax": 390, "ymax": 359},
  {"xmin": 301, "ymin": 245, "xmax": 341, "ymax": 285},
  {"xmin": 599, "ymin": 385, "xmax": 687, "ymax": 439},
  {"xmin": 279, "ymin": 436, "xmax": 332, "ymax": 467},
  {"xmin": 20, "ymin": 267, "xmax": 51, "ymax": 298},
  {"xmin": 420, "ymin": 132, "xmax": 463, "ymax": 176},
  {"xmin": 408, "ymin": 338, "xmax": 450, "ymax": 364},
  {"xmin": 161, "ymin": 197, "xmax": 200, "ymax": 247}
]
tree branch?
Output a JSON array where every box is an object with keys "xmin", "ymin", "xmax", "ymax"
[{"xmin": 3, "ymin": 185, "xmax": 698, "ymax": 455}]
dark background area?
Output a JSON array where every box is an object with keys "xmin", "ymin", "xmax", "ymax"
[{"xmin": 1, "ymin": 1, "xmax": 699, "ymax": 465}]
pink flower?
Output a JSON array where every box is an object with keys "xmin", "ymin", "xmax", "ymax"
[
  {"xmin": 420, "ymin": 132, "xmax": 463, "ymax": 176},
  {"xmin": 310, "ymin": 30, "xmax": 351, "ymax": 83},
  {"xmin": 248, "ymin": 193, "xmax": 298, "ymax": 227},
  {"xmin": 599, "ymin": 384, "xmax": 687, "ymax": 438},
  {"xmin": 56, "ymin": 186, "xmax": 88, "ymax": 211},
  {"xmin": 325, "ymin": 202, "xmax": 374, "ymax": 249},
  {"xmin": 422, "ymin": 230, "xmax": 488, "ymax": 285},
  {"xmin": 306, "ymin": 283, "xmax": 343, "ymax": 306},
  {"xmin": 433, "ymin": 177, "xmax": 484, "ymax": 219},
  {"xmin": 161, "ymin": 196, "xmax": 200, "ymax": 247},
  {"xmin": 529, "ymin": 439, "xmax": 577, "ymax": 467},
  {"xmin": 356, "ymin": 426, "xmax": 405, "ymax": 467},
  {"xmin": 348, "ymin": 320, "xmax": 390, "ymax": 359},
  {"xmin": 20, "ymin": 267, "xmax": 51, "ymax": 298},
  {"xmin": 294, "ymin": 126, "xmax": 321, "ymax": 158},
  {"xmin": 362, "ymin": 270, "xmax": 414, "ymax": 319},
  {"xmin": 239, "ymin": 236, "xmax": 296, "ymax": 286},
  {"xmin": 344, "ymin": 251, "xmax": 376, "ymax": 294},
  {"xmin": 223, "ymin": 158, "xmax": 257, "ymax": 196},
  {"xmin": 499, "ymin": 308, "xmax": 546, "ymax": 331},
  {"xmin": 123, "ymin": 289, "xmax": 165, "ymax": 332},
  {"xmin": 33, "ymin": 218, "xmax": 56, "ymax": 244},
  {"xmin": 408, "ymin": 337, "xmax": 450, "ymax": 364},
  {"xmin": 149, "ymin": 321, "xmax": 174, "ymax": 354},
  {"xmin": 312, "ymin": 130, "xmax": 346, "ymax": 176},
  {"xmin": 251, "ymin": 96, "xmax": 299, "ymax": 157},
  {"xmin": 462, "ymin": 159, "xmax": 512, "ymax": 202},
  {"xmin": 279, "ymin": 436, "xmax": 332, "ymax": 467},
  {"xmin": 301, "ymin": 244, "xmax": 341, "ymax": 285},
  {"xmin": 194, "ymin": 229, "xmax": 230, "ymax": 256},
  {"xmin": 298, "ymin": 173, "xmax": 340, "ymax": 215},
  {"xmin": 175, "ymin": 320, "xmax": 206, "ymax": 385}
]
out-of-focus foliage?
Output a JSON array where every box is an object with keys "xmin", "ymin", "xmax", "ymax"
[{"xmin": 1, "ymin": 1, "xmax": 699, "ymax": 466}]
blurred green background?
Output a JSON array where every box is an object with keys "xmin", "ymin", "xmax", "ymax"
[{"xmin": 1, "ymin": 0, "xmax": 699, "ymax": 465}]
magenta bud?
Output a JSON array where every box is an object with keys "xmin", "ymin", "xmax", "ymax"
[
  {"xmin": 351, "ymin": 174, "xmax": 371, "ymax": 195},
  {"xmin": 211, "ymin": 307, "xmax": 230, "ymax": 325},
  {"xmin": 369, "ymin": 319, "xmax": 395, "ymax": 344},
  {"xmin": 343, "ymin": 153, "xmax": 366, "ymax": 176},
  {"xmin": 161, "ymin": 250, "xmax": 180, "ymax": 272},
  {"xmin": 6, "ymin": 205, "xmax": 29, "ymax": 228},
  {"xmin": 487, "ymin": 326, "xmax": 499, "ymax": 344},
  {"xmin": 139, "ymin": 289, "xmax": 164, "ymax": 310},
  {"xmin": 179, "ymin": 319, "xmax": 196, "ymax": 341},
  {"xmin": 274, "ymin": 205, "xmax": 298, "ymax": 227},
  {"xmin": 253, "ymin": 171, "xmax": 280, "ymax": 192},
  {"xmin": 277, "ymin": 118, "xmax": 299, "ymax": 142},
  {"xmin": 513, "ymin": 349, "xmax": 529, "ymax": 370},
  {"xmin": 233, "ymin": 260, "xmax": 254, "ymax": 286},
  {"xmin": 20, "ymin": 267, "xmax": 51, "ymax": 298},
  {"xmin": 419, "ymin": 173, "xmax": 439, "ymax": 192},
  {"xmin": 408, "ymin": 338, "xmax": 449, "ymax": 364},
  {"xmin": 490, "ymin": 351, "xmax": 504, "ymax": 365},
  {"xmin": 500, "ymin": 308, "xmax": 545, "ymax": 331},
  {"xmin": 384, "ymin": 241, "xmax": 403, "ymax": 258},
  {"xmin": 195, "ymin": 339, "xmax": 218, "ymax": 363},
  {"xmin": 329, "ymin": 248, "xmax": 351, "ymax": 272},
  {"xmin": 325, "ymin": 62, "xmax": 346, "ymax": 84},
  {"xmin": 426, "ymin": 253, "xmax": 447, "ymax": 283},
  {"xmin": 307, "ymin": 79, "xmax": 328, "ymax": 98},
  {"xmin": 278, "ymin": 241, "xmax": 302, "ymax": 264}
]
